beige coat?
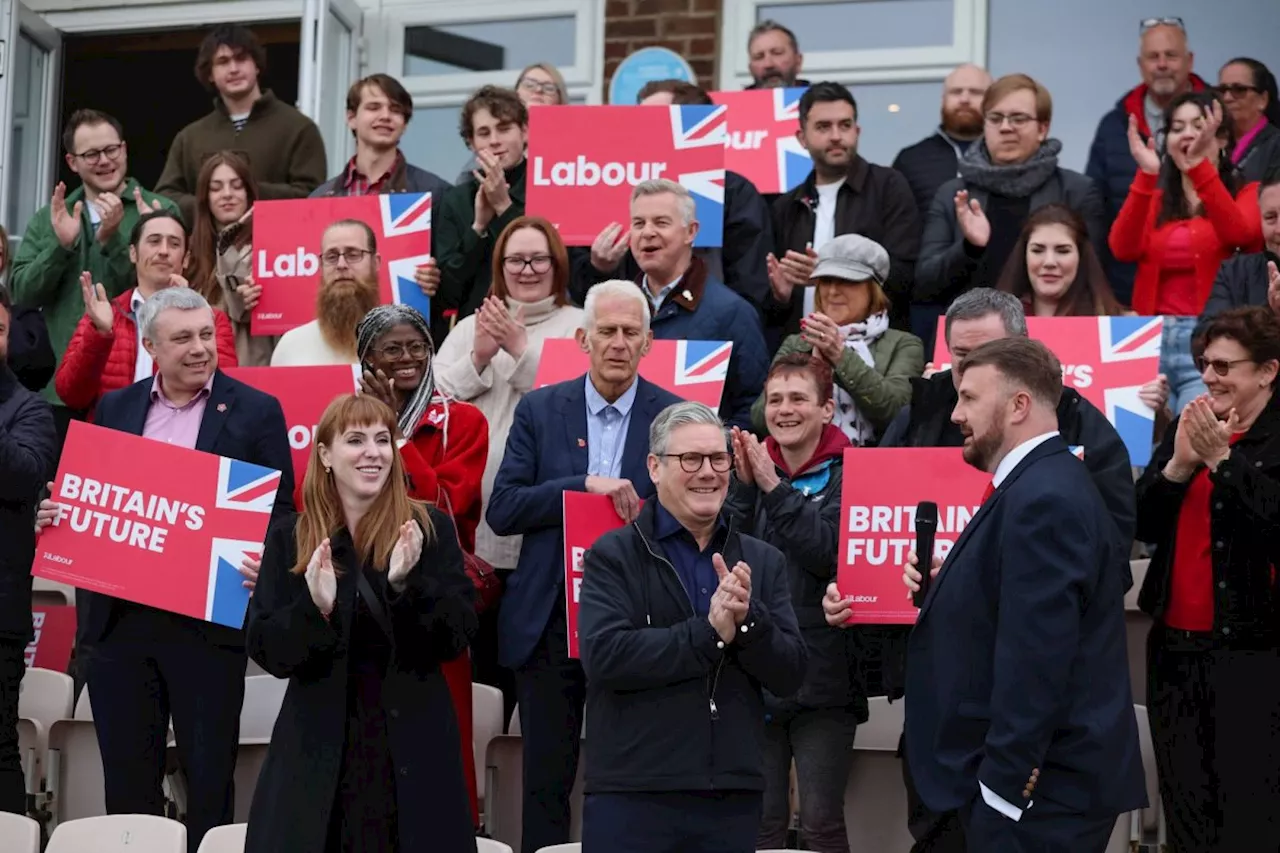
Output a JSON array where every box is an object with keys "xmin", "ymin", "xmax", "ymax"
[{"xmin": 216, "ymin": 243, "xmax": 277, "ymax": 367}]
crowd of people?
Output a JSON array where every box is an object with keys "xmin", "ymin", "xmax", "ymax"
[{"xmin": 0, "ymin": 13, "xmax": 1278, "ymax": 853}]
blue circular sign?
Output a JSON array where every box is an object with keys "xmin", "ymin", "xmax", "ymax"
[{"xmin": 608, "ymin": 47, "xmax": 697, "ymax": 106}]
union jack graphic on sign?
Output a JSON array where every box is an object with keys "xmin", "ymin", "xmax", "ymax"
[
  {"xmin": 710, "ymin": 87, "xmax": 811, "ymax": 194},
  {"xmin": 669, "ymin": 105, "xmax": 728, "ymax": 246},
  {"xmin": 675, "ymin": 340, "xmax": 733, "ymax": 386},
  {"xmin": 382, "ymin": 193, "xmax": 434, "ymax": 320},
  {"xmin": 533, "ymin": 338, "xmax": 733, "ymax": 410}
]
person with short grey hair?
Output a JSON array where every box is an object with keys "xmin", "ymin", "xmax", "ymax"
[
  {"xmin": 577, "ymin": 398, "xmax": 805, "ymax": 852},
  {"xmin": 943, "ymin": 286, "xmax": 1027, "ymax": 341},
  {"xmin": 747, "ymin": 19, "xmax": 807, "ymax": 90},
  {"xmin": 582, "ymin": 279, "xmax": 651, "ymax": 334},
  {"xmin": 54, "ymin": 210, "xmax": 238, "ymax": 417}
]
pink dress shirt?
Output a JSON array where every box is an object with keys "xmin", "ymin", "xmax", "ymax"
[{"xmin": 142, "ymin": 375, "xmax": 214, "ymax": 449}]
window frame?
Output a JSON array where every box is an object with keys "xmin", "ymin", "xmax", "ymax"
[{"xmin": 717, "ymin": 0, "xmax": 988, "ymax": 89}]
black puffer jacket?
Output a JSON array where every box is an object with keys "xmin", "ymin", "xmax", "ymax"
[
  {"xmin": 1199, "ymin": 251, "xmax": 1275, "ymax": 334},
  {"xmin": 891, "ymin": 130, "xmax": 966, "ymax": 222},
  {"xmin": 723, "ymin": 425, "xmax": 862, "ymax": 719},
  {"xmin": 1136, "ymin": 392, "xmax": 1280, "ymax": 643}
]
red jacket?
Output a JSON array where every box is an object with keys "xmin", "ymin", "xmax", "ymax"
[
  {"xmin": 1109, "ymin": 159, "xmax": 1263, "ymax": 316},
  {"xmin": 400, "ymin": 396, "xmax": 489, "ymax": 553},
  {"xmin": 56, "ymin": 288, "xmax": 238, "ymax": 413}
]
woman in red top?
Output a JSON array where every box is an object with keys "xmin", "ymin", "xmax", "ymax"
[
  {"xmin": 1134, "ymin": 306, "xmax": 1280, "ymax": 853},
  {"xmin": 355, "ymin": 303, "xmax": 489, "ymax": 831},
  {"xmin": 1110, "ymin": 91, "xmax": 1263, "ymax": 415}
]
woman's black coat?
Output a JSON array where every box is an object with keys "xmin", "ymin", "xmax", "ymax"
[{"xmin": 243, "ymin": 508, "xmax": 479, "ymax": 853}]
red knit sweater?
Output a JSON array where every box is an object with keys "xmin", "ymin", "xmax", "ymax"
[{"xmin": 1109, "ymin": 159, "xmax": 1262, "ymax": 315}]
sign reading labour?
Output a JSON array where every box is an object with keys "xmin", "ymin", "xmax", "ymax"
[
  {"xmin": 526, "ymin": 104, "xmax": 726, "ymax": 247},
  {"xmin": 709, "ymin": 87, "xmax": 811, "ymax": 194},
  {"xmin": 225, "ymin": 365, "xmax": 361, "ymax": 487},
  {"xmin": 251, "ymin": 193, "xmax": 433, "ymax": 336},
  {"xmin": 31, "ymin": 422, "xmax": 282, "ymax": 629},
  {"xmin": 933, "ymin": 316, "xmax": 1163, "ymax": 465},
  {"xmin": 533, "ymin": 338, "xmax": 733, "ymax": 409}
]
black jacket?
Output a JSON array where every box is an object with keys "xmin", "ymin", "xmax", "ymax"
[
  {"xmin": 578, "ymin": 501, "xmax": 806, "ymax": 794},
  {"xmin": 1135, "ymin": 393, "xmax": 1280, "ymax": 643},
  {"xmin": 7, "ymin": 305, "xmax": 56, "ymax": 395},
  {"xmin": 1239, "ymin": 122, "xmax": 1280, "ymax": 185},
  {"xmin": 568, "ymin": 170, "xmax": 774, "ymax": 312},
  {"xmin": 891, "ymin": 130, "xmax": 966, "ymax": 222},
  {"xmin": 1199, "ymin": 251, "xmax": 1275, "ymax": 334},
  {"xmin": 723, "ymin": 447, "xmax": 860, "ymax": 716},
  {"xmin": 0, "ymin": 366, "xmax": 57, "ymax": 641},
  {"xmin": 770, "ymin": 156, "xmax": 920, "ymax": 332}
]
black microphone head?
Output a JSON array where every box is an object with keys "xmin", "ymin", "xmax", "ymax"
[{"xmin": 915, "ymin": 501, "xmax": 938, "ymax": 531}]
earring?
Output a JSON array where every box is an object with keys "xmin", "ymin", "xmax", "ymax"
[{"xmin": 324, "ymin": 466, "xmax": 332, "ymax": 476}]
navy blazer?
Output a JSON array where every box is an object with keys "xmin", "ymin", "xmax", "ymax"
[
  {"xmin": 487, "ymin": 374, "xmax": 682, "ymax": 670},
  {"xmin": 81, "ymin": 370, "xmax": 295, "ymax": 648},
  {"xmin": 904, "ymin": 437, "xmax": 1146, "ymax": 820}
]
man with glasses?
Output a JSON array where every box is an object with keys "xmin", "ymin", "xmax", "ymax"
[
  {"xmin": 1086, "ymin": 17, "xmax": 1206, "ymax": 305},
  {"xmin": 487, "ymin": 279, "xmax": 682, "ymax": 853},
  {"xmin": 10, "ymin": 109, "xmax": 177, "ymax": 450},
  {"xmin": 270, "ymin": 219, "xmax": 382, "ymax": 366}
]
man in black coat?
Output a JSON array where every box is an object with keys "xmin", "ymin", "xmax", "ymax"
[
  {"xmin": 35, "ymin": 288, "xmax": 293, "ymax": 853},
  {"xmin": 578, "ymin": 400, "xmax": 806, "ymax": 853},
  {"xmin": 0, "ymin": 284, "xmax": 58, "ymax": 816},
  {"xmin": 1198, "ymin": 171, "xmax": 1280, "ymax": 330}
]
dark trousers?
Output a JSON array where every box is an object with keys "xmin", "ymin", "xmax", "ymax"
[
  {"xmin": 583, "ymin": 790, "xmax": 762, "ymax": 853},
  {"xmin": 473, "ymin": 568, "xmax": 517, "ymax": 727},
  {"xmin": 959, "ymin": 793, "xmax": 1114, "ymax": 853},
  {"xmin": 515, "ymin": 607, "xmax": 586, "ymax": 853},
  {"xmin": 1147, "ymin": 623, "xmax": 1280, "ymax": 853},
  {"xmin": 900, "ymin": 732, "xmax": 967, "ymax": 853},
  {"xmin": 0, "ymin": 638, "xmax": 26, "ymax": 815},
  {"xmin": 87, "ymin": 612, "xmax": 246, "ymax": 853},
  {"xmin": 758, "ymin": 708, "xmax": 858, "ymax": 852}
]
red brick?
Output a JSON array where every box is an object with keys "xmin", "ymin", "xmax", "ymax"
[
  {"xmin": 689, "ymin": 57, "xmax": 716, "ymax": 78},
  {"xmin": 662, "ymin": 14, "xmax": 717, "ymax": 36},
  {"xmin": 605, "ymin": 58, "xmax": 623, "ymax": 77},
  {"xmin": 692, "ymin": 0, "xmax": 721, "ymax": 11},
  {"xmin": 605, "ymin": 0, "xmax": 632, "ymax": 18},
  {"xmin": 635, "ymin": 0, "xmax": 691, "ymax": 14},
  {"xmin": 687, "ymin": 36, "xmax": 717, "ymax": 57},
  {"xmin": 604, "ymin": 39, "xmax": 631, "ymax": 60},
  {"xmin": 607, "ymin": 16, "xmax": 659, "ymax": 38}
]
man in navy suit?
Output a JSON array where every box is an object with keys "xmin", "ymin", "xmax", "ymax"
[
  {"xmin": 487, "ymin": 279, "xmax": 682, "ymax": 853},
  {"xmin": 36, "ymin": 287, "xmax": 293, "ymax": 853},
  {"xmin": 833, "ymin": 337, "xmax": 1145, "ymax": 851}
]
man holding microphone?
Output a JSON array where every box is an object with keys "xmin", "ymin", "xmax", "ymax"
[{"xmin": 825, "ymin": 337, "xmax": 1144, "ymax": 851}]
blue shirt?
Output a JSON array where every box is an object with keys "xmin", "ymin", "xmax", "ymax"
[
  {"xmin": 654, "ymin": 501, "xmax": 728, "ymax": 617},
  {"xmin": 643, "ymin": 273, "xmax": 684, "ymax": 314},
  {"xmin": 584, "ymin": 375, "xmax": 638, "ymax": 478}
]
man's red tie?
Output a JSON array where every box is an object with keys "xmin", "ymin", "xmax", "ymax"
[{"xmin": 980, "ymin": 480, "xmax": 997, "ymax": 504}]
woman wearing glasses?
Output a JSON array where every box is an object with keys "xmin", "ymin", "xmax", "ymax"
[
  {"xmin": 354, "ymin": 303, "xmax": 490, "ymax": 832},
  {"xmin": 1135, "ymin": 306, "xmax": 1280, "ymax": 852},
  {"xmin": 1110, "ymin": 90, "xmax": 1263, "ymax": 414},
  {"xmin": 433, "ymin": 216, "xmax": 583, "ymax": 713},
  {"xmin": 1217, "ymin": 58, "xmax": 1280, "ymax": 180}
]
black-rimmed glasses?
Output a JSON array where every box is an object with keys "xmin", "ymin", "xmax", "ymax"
[
  {"xmin": 1195, "ymin": 357, "xmax": 1254, "ymax": 376},
  {"xmin": 72, "ymin": 144, "xmax": 124, "ymax": 165},
  {"xmin": 503, "ymin": 255, "xmax": 553, "ymax": 274},
  {"xmin": 661, "ymin": 452, "xmax": 733, "ymax": 473},
  {"xmin": 321, "ymin": 248, "xmax": 374, "ymax": 267}
]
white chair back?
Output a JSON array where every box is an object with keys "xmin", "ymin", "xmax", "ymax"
[
  {"xmin": 477, "ymin": 839, "xmax": 515, "ymax": 853},
  {"xmin": 73, "ymin": 688, "xmax": 93, "ymax": 720},
  {"xmin": 0, "ymin": 811, "xmax": 40, "ymax": 853},
  {"xmin": 853, "ymin": 696, "xmax": 904, "ymax": 750},
  {"xmin": 473, "ymin": 683, "xmax": 504, "ymax": 804},
  {"xmin": 47, "ymin": 814, "xmax": 186, "ymax": 852},
  {"xmin": 19, "ymin": 667, "xmax": 74, "ymax": 735},
  {"xmin": 196, "ymin": 823, "xmax": 247, "ymax": 852},
  {"xmin": 532, "ymin": 845, "xmax": 580, "ymax": 852},
  {"xmin": 240, "ymin": 675, "xmax": 288, "ymax": 739}
]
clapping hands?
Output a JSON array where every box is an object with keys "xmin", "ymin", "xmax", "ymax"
[
  {"xmin": 306, "ymin": 539, "xmax": 337, "ymax": 616},
  {"xmin": 709, "ymin": 553, "xmax": 751, "ymax": 644},
  {"xmin": 388, "ymin": 520, "xmax": 424, "ymax": 592}
]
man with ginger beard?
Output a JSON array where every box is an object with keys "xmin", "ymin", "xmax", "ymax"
[
  {"xmin": 893, "ymin": 64, "xmax": 993, "ymax": 222},
  {"xmin": 270, "ymin": 219, "xmax": 382, "ymax": 366}
]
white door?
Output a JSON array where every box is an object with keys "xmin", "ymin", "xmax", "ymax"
[
  {"xmin": 0, "ymin": 0, "xmax": 61, "ymax": 240},
  {"xmin": 299, "ymin": 0, "xmax": 364, "ymax": 178}
]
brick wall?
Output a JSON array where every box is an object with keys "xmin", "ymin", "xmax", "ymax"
[{"xmin": 603, "ymin": 0, "xmax": 723, "ymax": 100}]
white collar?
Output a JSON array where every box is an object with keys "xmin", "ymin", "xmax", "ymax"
[{"xmin": 992, "ymin": 431, "xmax": 1059, "ymax": 487}]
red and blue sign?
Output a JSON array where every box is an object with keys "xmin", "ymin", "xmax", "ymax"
[
  {"xmin": 533, "ymin": 338, "xmax": 732, "ymax": 409},
  {"xmin": 251, "ymin": 193, "xmax": 433, "ymax": 336},
  {"xmin": 526, "ymin": 104, "xmax": 726, "ymax": 248},
  {"xmin": 710, "ymin": 87, "xmax": 812, "ymax": 194},
  {"xmin": 31, "ymin": 421, "xmax": 282, "ymax": 629}
]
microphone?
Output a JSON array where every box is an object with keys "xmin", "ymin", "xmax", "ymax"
[{"xmin": 912, "ymin": 501, "xmax": 938, "ymax": 608}]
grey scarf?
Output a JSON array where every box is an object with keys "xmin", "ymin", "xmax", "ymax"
[{"xmin": 959, "ymin": 138, "xmax": 1062, "ymax": 198}]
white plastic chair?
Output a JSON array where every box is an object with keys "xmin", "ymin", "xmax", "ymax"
[
  {"xmin": 0, "ymin": 811, "xmax": 40, "ymax": 853},
  {"xmin": 477, "ymin": 839, "xmax": 515, "ymax": 853},
  {"xmin": 854, "ymin": 696, "xmax": 905, "ymax": 751},
  {"xmin": 196, "ymin": 822, "xmax": 247, "ymax": 852},
  {"xmin": 843, "ymin": 747, "xmax": 917, "ymax": 851},
  {"xmin": 46, "ymin": 689, "xmax": 105, "ymax": 827},
  {"xmin": 484, "ymin": 733, "xmax": 586, "ymax": 850},
  {"xmin": 473, "ymin": 683, "xmax": 504, "ymax": 811},
  {"xmin": 17, "ymin": 667, "xmax": 73, "ymax": 795},
  {"xmin": 31, "ymin": 577, "xmax": 75, "ymax": 608},
  {"xmin": 534, "ymin": 845, "xmax": 581, "ymax": 853},
  {"xmin": 232, "ymin": 676, "xmax": 287, "ymax": 821},
  {"xmin": 47, "ymin": 814, "xmax": 186, "ymax": 852}
]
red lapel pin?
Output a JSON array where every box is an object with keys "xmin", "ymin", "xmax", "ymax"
[
  {"xmin": 217, "ymin": 403, "xmax": 227, "ymax": 412},
  {"xmin": 577, "ymin": 438, "xmax": 586, "ymax": 447}
]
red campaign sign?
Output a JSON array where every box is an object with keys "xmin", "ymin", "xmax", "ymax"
[
  {"xmin": 525, "ymin": 104, "xmax": 726, "ymax": 247},
  {"xmin": 25, "ymin": 607, "xmax": 77, "ymax": 672},
  {"xmin": 533, "ymin": 338, "xmax": 732, "ymax": 409},
  {"xmin": 708, "ymin": 88, "xmax": 811, "ymax": 194},
  {"xmin": 932, "ymin": 316, "xmax": 1163, "ymax": 465},
  {"xmin": 224, "ymin": 365, "xmax": 361, "ymax": 486},
  {"xmin": 250, "ymin": 194, "xmax": 433, "ymax": 336},
  {"xmin": 31, "ymin": 421, "xmax": 282, "ymax": 629},
  {"xmin": 564, "ymin": 491, "xmax": 640, "ymax": 658},
  {"xmin": 837, "ymin": 447, "xmax": 989, "ymax": 625}
]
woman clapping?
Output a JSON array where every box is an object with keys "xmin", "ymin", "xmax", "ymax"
[{"xmin": 245, "ymin": 393, "xmax": 478, "ymax": 853}]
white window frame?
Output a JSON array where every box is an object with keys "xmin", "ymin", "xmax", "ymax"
[
  {"xmin": 718, "ymin": 0, "xmax": 988, "ymax": 89},
  {"xmin": 36, "ymin": 0, "xmax": 302, "ymax": 33}
]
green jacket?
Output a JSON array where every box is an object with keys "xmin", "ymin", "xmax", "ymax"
[
  {"xmin": 9, "ymin": 177, "xmax": 177, "ymax": 405},
  {"xmin": 751, "ymin": 329, "xmax": 924, "ymax": 439}
]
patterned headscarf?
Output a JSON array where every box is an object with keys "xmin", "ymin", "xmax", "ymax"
[{"xmin": 355, "ymin": 304, "xmax": 439, "ymax": 439}]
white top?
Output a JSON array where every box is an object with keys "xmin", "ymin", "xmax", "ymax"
[
  {"xmin": 269, "ymin": 320, "xmax": 357, "ymax": 367},
  {"xmin": 131, "ymin": 289, "xmax": 153, "ymax": 382},
  {"xmin": 804, "ymin": 179, "xmax": 846, "ymax": 316},
  {"xmin": 978, "ymin": 428, "xmax": 1059, "ymax": 821}
]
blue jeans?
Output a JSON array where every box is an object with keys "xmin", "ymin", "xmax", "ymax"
[
  {"xmin": 1160, "ymin": 315, "xmax": 1205, "ymax": 415},
  {"xmin": 758, "ymin": 708, "xmax": 859, "ymax": 852}
]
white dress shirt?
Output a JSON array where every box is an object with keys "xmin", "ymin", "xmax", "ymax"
[{"xmin": 132, "ymin": 289, "xmax": 154, "ymax": 382}]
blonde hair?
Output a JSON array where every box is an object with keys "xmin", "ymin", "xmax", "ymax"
[
  {"xmin": 812, "ymin": 277, "xmax": 890, "ymax": 321},
  {"xmin": 982, "ymin": 73, "xmax": 1053, "ymax": 123},
  {"xmin": 516, "ymin": 63, "xmax": 569, "ymax": 104},
  {"xmin": 292, "ymin": 394, "xmax": 434, "ymax": 574}
]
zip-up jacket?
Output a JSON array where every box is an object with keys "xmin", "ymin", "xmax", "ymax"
[{"xmin": 578, "ymin": 500, "xmax": 806, "ymax": 793}]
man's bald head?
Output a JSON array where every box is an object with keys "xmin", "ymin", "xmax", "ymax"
[
  {"xmin": 1138, "ymin": 24, "xmax": 1193, "ymax": 103},
  {"xmin": 941, "ymin": 64, "xmax": 991, "ymax": 139}
]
